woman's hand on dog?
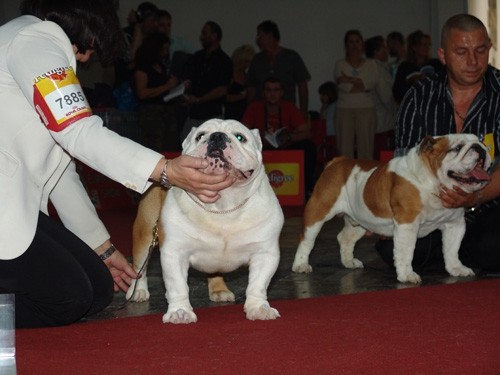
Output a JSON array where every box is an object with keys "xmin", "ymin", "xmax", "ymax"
[{"xmin": 169, "ymin": 156, "xmax": 236, "ymax": 203}]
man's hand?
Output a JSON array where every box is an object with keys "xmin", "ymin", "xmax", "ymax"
[{"xmin": 439, "ymin": 185, "xmax": 480, "ymax": 209}]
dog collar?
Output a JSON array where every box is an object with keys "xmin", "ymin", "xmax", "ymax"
[{"xmin": 185, "ymin": 192, "xmax": 249, "ymax": 214}]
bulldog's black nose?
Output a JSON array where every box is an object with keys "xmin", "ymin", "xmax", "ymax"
[
  {"xmin": 207, "ymin": 132, "xmax": 230, "ymax": 156},
  {"xmin": 471, "ymin": 143, "xmax": 487, "ymax": 160}
]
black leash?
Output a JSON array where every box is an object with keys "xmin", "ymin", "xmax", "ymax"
[{"xmin": 104, "ymin": 220, "xmax": 159, "ymax": 312}]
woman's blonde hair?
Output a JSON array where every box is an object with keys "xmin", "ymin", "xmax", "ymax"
[{"xmin": 231, "ymin": 44, "xmax": 256, "ymax": 65}]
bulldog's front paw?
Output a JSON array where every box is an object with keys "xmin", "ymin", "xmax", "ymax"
[
  {"xmin": 244, "ymin": 302, "xmax": 280, "ymax": 320},
  {"xmin": 209, "ymin": 290, "xmax": 235, "ymax": 302},
  {"xmin": 125, "ymin": 280, "xmax": 150, "ymax": 302},
  {"xmin": 448, "ymin": 265, "xmax": 475, "ymax": 277},
  {"xmin": 162, "ymin": 309, "xmax": 198, "ymax": 324},
  {"xmin": 397, "ymin": 271, "xmax": 422, "ymax": 284},
  {"xmin": 342, "ymin": 258, "xmax": 364, "ymax": 269},
  {"xmin": 292, "ymin": 262, "xmax": 313, "ymax": 273}
]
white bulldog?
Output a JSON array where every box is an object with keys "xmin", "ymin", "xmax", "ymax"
[
  {"xmin": 292, "ymin": 134, "xmax": 491, "ymax": 283},
  {"xmin": 127, "ymin": 119, "xmax": 284, "ymax": 324}
]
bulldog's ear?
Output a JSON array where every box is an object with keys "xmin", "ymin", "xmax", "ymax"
[
  {"xmin": 181, "ymin": 126, "xmax": 198, "ymax": 150},
  {"xmin": 251, "ymin": 128, "xmax": 263, "ymax": 151},
  {"xmin": 418, "ymin": 136, "xmax": 438, "ymax": 154}
]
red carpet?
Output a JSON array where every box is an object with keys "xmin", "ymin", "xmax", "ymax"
[{"xmin": 16, "ymin": 279, "xmax": 499, "ymax": 374}]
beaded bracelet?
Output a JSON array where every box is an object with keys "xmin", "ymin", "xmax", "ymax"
[
  {"xmin": 159, "ymin": 160, "xmax": 173, "ymax": 189},
  {"xmin": 99, "ymin": 244, "xmax": 116, "ymax": 261}
]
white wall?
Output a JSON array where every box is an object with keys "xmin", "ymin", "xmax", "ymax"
[{"xmin": 1, "ymin": 0, "xmax": 467, "ymax": 111}]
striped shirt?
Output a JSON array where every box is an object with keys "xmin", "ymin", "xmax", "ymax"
[{"xmin": 395, "ymin": 65, "xmax": 500, "ymax": 212}]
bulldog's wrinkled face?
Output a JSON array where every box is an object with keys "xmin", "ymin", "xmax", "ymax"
[
  {"xmin": 182, "ymin": 119, "xmax": 263, "ymax": 182},
  {"xmin": 419, "ymin": 134, "xmax": 492, "ymax": 193}
]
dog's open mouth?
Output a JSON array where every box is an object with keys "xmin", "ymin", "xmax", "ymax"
[
  {"xmin": 447, "ymin": 157, "xmax": 490, "ymax": 184},
  {"xmin": 204, "ymin": 149, "xmax": 254, "ymax": 180}
]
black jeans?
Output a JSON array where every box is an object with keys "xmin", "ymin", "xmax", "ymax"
[
  {"xmin": 376, "ymin": 205, "xmax": 500, "ymax": 271},
  {"xmin": 0, "ymin": 212, "xmax": 113, "ymax": 328}
]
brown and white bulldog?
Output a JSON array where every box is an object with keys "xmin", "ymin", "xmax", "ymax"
[
  {"xmin": 292, "ymin": 134, "xmax": 491, "ymax": 283},
  {"xmin": 126, "ymin": 119, "xmax": 284, "ymax": 323}
]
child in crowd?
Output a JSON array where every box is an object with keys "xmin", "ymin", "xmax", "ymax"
[{"xmin": 318, "ymin": 81, "xmax": 338, "ymax": 136}]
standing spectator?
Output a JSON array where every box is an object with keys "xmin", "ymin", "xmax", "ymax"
[
  {"xmin": 377, "ymin": 14, "xmax": 500, "ymax": 272},
  {"xmin": 242, "ymin": 77, "xmax": 317, "ymax": 195},
  {"xmin": 157, "ymin": 10, "xmax": 194, "ymax": 144},
  {"xmin": 365, "ymin": 35, "xmax": 397, "ymax": 157},
  {"xmin": 181, "ymin": 21, "xmax": 232, "ymax": 141},
  {"xmin": 225, "ymin": 44, "xmax": 256, "ymax": 121},
  {"xmin": 157, "ymin": 9, "xmax": 195, "ymax": 61},
  {"xmin": 247, "ymin": 20, "xmax": 311, "ymax": 118},
  {"xmin": 334, "ymin": 30, "xmax": 380, "ymax": 159},
  {"xmin": 134, "ymin": 32, "xmax": 181, "ymax": 152},
  {"xmin": 392, "ymin": 30, "xmax": 443, "ymax": 104},
  {"xmin": 386, "ymin": 31, "xmax": 406, "ymax": 79},
  {"xmin": 114, "ymin": 2, "xmax": 159, "ymax": 88},
  {"xmin": 113, "ymin": 2, "xmax": 160, "ymax": 111}
]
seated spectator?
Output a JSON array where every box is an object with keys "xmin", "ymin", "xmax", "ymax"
[
  {"xmin": 225, "ymin": 44, "xmax": 256, "ymax": 121},
  {"xmin": 242, "ymin": 77, "xmax": 317, "ymax": 196}
]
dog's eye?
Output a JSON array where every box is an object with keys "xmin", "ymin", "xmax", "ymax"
[
  {"xmin": 195, "ymin": 132, "xmax": 206, "ymax": 142},
  {"xmin": 235, "ymin": 133, "xmax": 247, "ymax": 143},
  {"xmin": 448, "ymin": 144, "xmax": 463, "ymax": 154}
]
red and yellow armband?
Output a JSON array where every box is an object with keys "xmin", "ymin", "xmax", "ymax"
[{"xmin": 33, "ymin": 66, "xmax": 92, "ymax": 132}]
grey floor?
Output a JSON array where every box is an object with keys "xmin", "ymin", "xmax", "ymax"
[{"xmin": 88, "ymin": 215, "xmax": 491, "ymax": 322}]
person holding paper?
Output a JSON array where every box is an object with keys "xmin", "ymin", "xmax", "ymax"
[{"xmin": 242, "ymin": 77, "xmax": 317, "ymax": 196}]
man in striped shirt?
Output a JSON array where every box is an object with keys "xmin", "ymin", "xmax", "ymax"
[{"xmin": 377, "ymin": 14, "xmax": 500, "ymax": 273}]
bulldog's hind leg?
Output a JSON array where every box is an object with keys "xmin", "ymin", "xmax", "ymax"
[
  {"xmin": 292, "ymin": 208, "xmax": 338, "ymax": 273},
  {"xmin": 126, "ymin": 185, "xmax": 166, "ymax": 302},
  {"xmin": 208, "ymin": 275, "xmax": 235, "ymax": 302},
  {"xmin": 337, "ymin": 216, "xmax": 365, "ymax": 269}
]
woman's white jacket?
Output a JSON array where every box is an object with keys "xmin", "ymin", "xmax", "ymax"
[{"xmin": 0, "ymin": 16, "xmax": 162, "ymax": 259}]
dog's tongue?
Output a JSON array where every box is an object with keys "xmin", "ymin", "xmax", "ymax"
[{"xmin": 469, "ymin": 164, "xmax": 490, "ymax": 182}]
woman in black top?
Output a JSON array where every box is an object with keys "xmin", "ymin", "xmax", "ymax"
[{"xmin": 134, "ymin": 32, "xmax": 180, "ymax": 151}]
